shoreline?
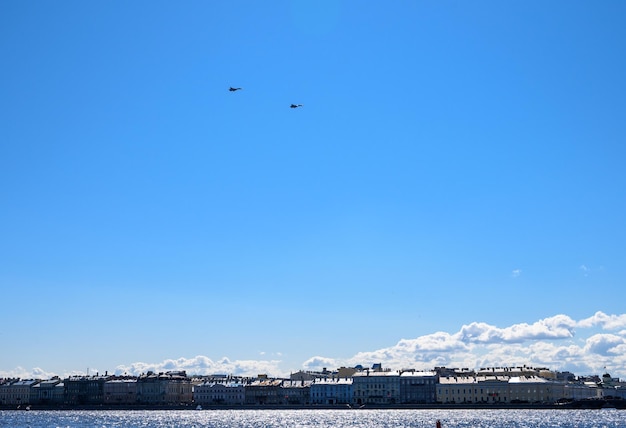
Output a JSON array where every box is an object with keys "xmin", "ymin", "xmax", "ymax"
[{"xmin": 2, "ymin": 400, "xmax": 624, "ymax": 411}]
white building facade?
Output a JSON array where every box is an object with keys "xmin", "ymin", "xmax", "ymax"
[
  {"xmin": 437, "ymin": 375, "xmax": 598, "ymax": 404},
  {"xmin": 193, "ymin": 381, "xmax": 245, "ymax": 405},
  {"xmin": 104, "ymin": 379, "xmax": 138, "ymax": 404}
]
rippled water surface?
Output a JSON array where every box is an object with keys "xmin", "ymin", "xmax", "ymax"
[{"xmin": 0, "ymin": 409, "xmax": 624, "ymax": 428}]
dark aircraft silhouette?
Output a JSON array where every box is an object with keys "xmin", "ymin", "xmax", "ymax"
[
  {"xmin": 229, "ymin": 87, "xmax": 242, "ymax": 92},
  {"xmin": 290, "ymin": 104, "xmax": 303, "ymax": 108}
]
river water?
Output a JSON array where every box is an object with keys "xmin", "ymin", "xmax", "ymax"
[{"xmin": 0, "ymin": 409, "xmax": 624, "ymax": 427}]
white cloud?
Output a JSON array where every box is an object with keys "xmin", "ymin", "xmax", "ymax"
[
  {"xmin": 302, "ymin": 356, "xmax": 337, "ymax": 371},
  {"xmin": 114, "ymin": 355, "xmax": 284, "ymax": 378},
  {"xmin": 512, "ymin": 269, "xmax": 522, "ymax": 277},
  {"xmin": 578, "ymin": 311, "xmax": 626, "ymax": 330},
  {"xmin": 456, "ymin": 315, "xmax": 576, "ymax": 344},
  {"xmin": 7, "ymin": 312, "xmax": 626, "ymax": 381},
  {"xmin": 580, "ymin": 264, "xmax": 589, "ymax": 276},
  {"xmin": 584, "ymin": 334, "xmax": 626, "ymax": 355},
  {"xmin": 337, "ymin": 331, "xmax": 471, "ymax": 372},
  {"xmin": 0, "ymin": 366, "xmax": 58, "ymax": 380},
  {"xmin": 309, "ymin": 312, "xmax": 626, "ymax": 378}
]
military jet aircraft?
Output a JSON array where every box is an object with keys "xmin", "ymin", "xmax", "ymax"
[
  {"xmin": 229, "ymin": 87, "xmax": 243, "ymax": 92},
  {"xmin": 290, "ymin": 104, "xmax": 303, "ymax": 108}
]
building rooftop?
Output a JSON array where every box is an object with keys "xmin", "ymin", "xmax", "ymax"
[
  {"xmin": 312, "ymin": 378, "xmax": 353, "ymax": 385},
  {"xmin": 400, "ymin": 371, "xmax": 437, "ymax": 378},
  {"xmin": 352, "ymin": 371, "xmax": 400, "ymax": 378},
  {"xmin": 508, "ymin": 376, "xmax": 549, "ymax": 384}
]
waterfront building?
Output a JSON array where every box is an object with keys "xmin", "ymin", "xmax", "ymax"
[
  {"xmin": 193, "ymin": 381, "xmax": 245, "ymax": 405},
  {"xmin": 281, "ymin": 380, "xmax": 311, "ymax": 405},
  {"xmin": 599, "ymin": 372, "xmax": 626, "ymax": 399},
  {"xmin": 336, "ymin": 367, "xmax": 358, "ymax": 378},
  {"xmin": 0, "ymin": 379, "xmax": 39, "ymax": 406},
  {"xmin": 437, "ymin": 375, "xmax": 547, "ymax": 404},
  {"xmin": 31, "ymin": 378, "xmax": 64, "ymax": 405},
  {"xmin": 290, "ymin": 369, "xmax": 331, "ymax": 382},
  {"xmin": 438, "ymin": 375, "xmax": 488, "ymax": 403},
  {"xmin": 244, "ymin": 378, "xmax": 283, "ymax": 405},
  {"xmin": 559, "ymin": 381, "xmax": 601, "ymax": 400},
  {"xmin": 310, "ymin": 378, "xmax": 352, "ymax": 405},
  {"xmin": 104, "ymin": 379, "xmax": 138, "ymax": 404},
  {"xmin": 0, "ymin": 364, "xmax": 617, "ymax": 408},
  {"xmin": 399, "ymin": 370, "xmax": 437, "ymax": 404},
  {"xmin": 507, "ymin": 376, "xmax": 556, "ymax": 403},
  {"xmin": 352, "ymin": 370, "xmax": 400, "ymax": 405},
  {"xmin": 437, "ymin": 374, "xmax": 599, "ymax": 404},
  {"xmin": 556, "ymin": 371, "xmax": 577, "ymax": 382},
  {"xmin": 64, "ymin": 375, "xmax": 109, "ymax": 405},
  {"xmin": 136, "ymin": 371, "xmax": 192, "ymax": 405}
]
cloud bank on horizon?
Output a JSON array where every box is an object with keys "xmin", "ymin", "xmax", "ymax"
[{"xmin": 5, "ymin": 312, "xmax": 626, "ymax": 380}]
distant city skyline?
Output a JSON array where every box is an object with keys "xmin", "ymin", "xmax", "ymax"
[{"xmin": 2, "ymin": 1, "xmax": 625, "ymax": 382}]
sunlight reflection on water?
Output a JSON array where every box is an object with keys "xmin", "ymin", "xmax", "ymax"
[{"xmin": 0, "ymin": 409, "xmax": 624, "ymax": 428}]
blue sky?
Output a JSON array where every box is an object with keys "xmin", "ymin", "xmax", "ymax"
[{"xmin": 2, "ymin": 0, "xmax": 626, "ymax": 379}]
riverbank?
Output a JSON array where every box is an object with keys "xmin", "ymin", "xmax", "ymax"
[{"xmin": 2, "ymin": 398, "xmax": 624, "ymax": 411}]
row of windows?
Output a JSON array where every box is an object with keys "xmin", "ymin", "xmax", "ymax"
[
  {"xmin": 354, "ymin": 384, "xmax": 396, "ymax": 389},
  {"xmin": 354, "ymin": 391, "xmax": 395, "ymax": 396},
  {"xmin": 311, "ymin": 392, "xmax": 351, "ymax": 397},
  {"xmin": 441, "ymin": 388, "xmax": 546, "ymax": 394},
  {"xmin": 195, "ymin": 395, "xmax": 244, "ymax": 399}
]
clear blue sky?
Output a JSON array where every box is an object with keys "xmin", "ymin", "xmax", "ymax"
[{"xmin": 2, "ymin": 0, "xmax": 626, "ymax": 379}]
